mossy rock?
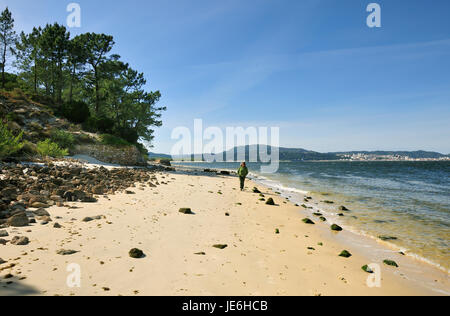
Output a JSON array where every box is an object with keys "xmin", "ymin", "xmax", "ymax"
[
  {"xmin": 383, "ymin": 260, "xmax": 399, "ymax": 267},
  {"xmin": 313, "ymin": 212, "xmax": 323, "ymax": 217},
  {"xmin": 362, "ymin": 265, "xmax": 374, "ymax": 273},
  {"xmin": 302, "ymin": 218, "xmax": 315, "ymax": 225},
  {"xmin": 323, "ymin": 200, "xmax": 334, "ymax": 204},
  {"xmin": 339, "ymin": 250, "xmax": 352, "ymax": 258},
  {"xmin": 179, "ymin": 208, "xmax": 194, "ymax": 215},
  {"xmin": 259, "ymin": 193, "xmax": 265, "ymax": 197},
  {"xmin": 259, "ymin": 198, "xmax": 265, "ymax": 201},
  {"xmin": 129, "ymin": 248, "xmax": 145, "ymax": 259},
  {"xmin": 317, "ymin": 242, "xmax": 323, "ymax": 246},
  {"xmin": 213, "ymin": 244, "xmax": 228, "ymax": 249},
  {"xmin": 265, "ymin": 198, "xmax": 275, "ymax": 206},
  {"xmin": 252, "ymin": 187, "xmax": 261, "ymax": 194},
  {"xmin": 331, "ymin": 224, "xmax": 343, "ymax": 231},
  {"xmin": 319, "ymin": 216, "xmax": 327, "ymax": 222},
  {"xmin": 275, "ymin": 229, "xmax": 280, "ymax": 234},
  {"xmin": 301, "ymin": 204, "xmax": 308, "ymax": 208},
  {"xmin": 236, "ymin": 203, "xmax": 242, "ymax": 206}
]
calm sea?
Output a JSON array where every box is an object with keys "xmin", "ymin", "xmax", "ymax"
[{"xmin": 174, "ymin": 160, "xmax": 450, "ymax": 271}]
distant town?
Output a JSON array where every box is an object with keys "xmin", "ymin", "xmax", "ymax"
[{"xmin": 338, "ymin": 153, "xmax": 450, "ymax": 162}]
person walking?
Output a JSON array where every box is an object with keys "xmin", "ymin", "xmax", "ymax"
[{"xmin": 237, "ymin": 162, "xmax": 249, "ymax": 191}]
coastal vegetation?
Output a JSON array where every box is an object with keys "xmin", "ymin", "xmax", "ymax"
[{"xmin": 0, "ymin": 7, "xmax": 165, "ymax": 161}]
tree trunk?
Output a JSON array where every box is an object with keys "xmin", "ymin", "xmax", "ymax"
[
  {"xmin": 1, "ymin": 43, "xmax": 6, "ymax": 89},
  {"xmin": 94, "ymin": 66, "xmax": 100, "ymax": 115}
]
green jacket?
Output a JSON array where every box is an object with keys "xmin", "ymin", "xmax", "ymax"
[{"xmin": 237, "ymin": 166, "xmax": 249, "ymax": 178}]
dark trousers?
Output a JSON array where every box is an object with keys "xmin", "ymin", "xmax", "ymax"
[{"xmin": 239, "ymin": 176, "xmax": 246, "ymax": 190}]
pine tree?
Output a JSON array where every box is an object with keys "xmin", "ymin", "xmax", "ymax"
[{"xmin": 0, "ymin": 7, "xmax": 16, "ymax": 89}]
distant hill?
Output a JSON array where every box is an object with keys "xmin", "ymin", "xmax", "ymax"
[
  {"xmin": 208, "ymin": 145, "xmax": 340, "ymax": 161},
  {"xmin": 166, "ymin": 147, "xmax": 449, "ymax": 162},
  {"xmin": 148, "ymin": 152, "xmax": 172, "ymax": 159}
]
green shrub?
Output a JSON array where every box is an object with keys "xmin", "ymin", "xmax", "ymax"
[
  {"xmin": 36, "ymin": 139, "xmax": 68, "ymax": 158},
  {"xmin": 82, "ymin": 116, "xmax": 114, "ymax": 134},
  {"xmin": 100, "ymin": 134, "xmax": 131, "ymax": 147},
  {"xmin": 51, "ymin": 129, "xmax": 75, "ymax": 150},
  {"xmin": 0, "ymin": 121, "xmax": 24, "ymax": 158},
  {"xmin": 62, "ymin": 101, "xmax": 90, "ymax": 124},
  {"xmin": 113, "ymin": 126, "xmax": 139, "ymax": 144}
]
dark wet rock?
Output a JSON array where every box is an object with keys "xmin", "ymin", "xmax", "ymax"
[
  {"xmin": 339, "ymin": 206, "xmax": 350, "ymax": 211},
  {"xmin": 125, "ymin": 190, "xmax": 135, "ymax": 195},
  {"xmin": 331, "ymin": 224, "xmax": 343, "ymax": 231},
  {"xmin": 0, "ymin": 258, "xmax": 6, "ymax": 264},
  {"xmin": 307, "ymin": 247, "xmax": 315, "ymax": 250},
  {"xmin": 195, "ymin": 252, "xmax": 206, "ymax": 255},
  {"xmin": 213, "ymin": 244, "xmax": 228, "ymax": 249},
  {"xmin": 383, "ymin": 260, "xmax": 399, "ymax": 267},
  {"xmin": 11, "ymin": 236, "xmax": 30, "ymax": 245},
  {"xmin": 4, "ymin": 273, "xmax": 13, "ymax": 279},
  {"xmin": 265, "ymin": 198, "xmax": 275, "ymax": 206},
  {"xmin": 129, "ymin": 248, "xmax": 145, "ymax": 258},
  {"xmin": 0, "ymin": 239, "xmax": 7, "ymax": 245},
  {"xmin": 179, "ymin": 208, "xmax": 194, "ymax": 215},
  {"xmin": 362, "ymin": 265, "xmax": 374, "ymax": 273},
  {"xmin": 319, "ymin": 216, "xmax": 327, "ymax": 222},
  {"xmin": 339, "ymin": 250, "xmax": 352, "ymax": 258},
  {"xmin": 302, "ymin": 218, "xmax": 315, "ymax": 225},
  {"xmin": 275, "ymin": 229, "xmax": 280, "ymax": 234},
  {"xmin": 378, "ymin": 236, "xmax": 398, "ymax": 241},
  {"xmin": 323, "ymin": 200, "xmax": 334, "ymax": 204},
  {"xmin": 225, "ymin": 213, "xmax": 230, "ymax": 216},
  {"xmin": 57, "ymin": 249, "xmax": 78, "ymax": 256},
  {"xmin": 252, "ymin": 187, "xmax": 261, "ymax": 194},
  {"xmin": 313, "ymin": 213, "xmax": 323, "ymax": 217},
  {"xmin": 53, "ymin": 223, "xmax": 62, "ymax": 228},
  {"xmin": 337, "ymin": 213, "xmax": 345, "ymax": 217},
  {"xmin": 220, "ymin": 171, "xmax": 230, "ymax": 175},
  {"xmin": 0, "ymin": 230, "xmax": 8, "ymax": 237},
  {"xmin": 7, "ymin": 213, "xmax": 29, "ymax": 227}
]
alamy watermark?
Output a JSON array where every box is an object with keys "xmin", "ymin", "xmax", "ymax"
[
  {"xmin": 367, "ymin": 3, "xmax": 381, "ymax": 28},
  {"xmin": 66, "ymin": 3, "xmax": 81, "ymax": 28},
  {"xmin": 171, "ymin": 119, "xmax": 280, "ymax": 173},
  {"xmin": 66, "ymin": 263, "xmax": 81, "ymax": 288},
  {"xmin": 366, "ymin": 263, "xmax": 382, "ymax": 288}
]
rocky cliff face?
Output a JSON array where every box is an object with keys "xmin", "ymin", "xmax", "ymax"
[
  {"xmin": 74, "ymin": 144, "xmax": 147, "ymax": 166},
  {"xmin": 1, "ymin": 91, "xmax": 147, "ymax": 166}
]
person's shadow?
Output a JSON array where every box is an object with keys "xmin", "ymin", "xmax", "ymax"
[{"xmin": 0, "ymin": 276, "xmax": 41, "ymax": 296}]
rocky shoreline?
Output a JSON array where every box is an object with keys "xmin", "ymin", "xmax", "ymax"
[{"xmin": 0, "ymin": 161, "xmax": 172, "ymax": 238}]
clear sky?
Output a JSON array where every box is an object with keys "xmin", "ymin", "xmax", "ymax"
[{"xmin": 2, "ymin": 0, "xmax": 450, "ymax": 154}]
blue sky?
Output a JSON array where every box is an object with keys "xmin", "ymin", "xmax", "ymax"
[{"xmin": 2, "ymin": 0, "xmax": 450, "ymax": 154}]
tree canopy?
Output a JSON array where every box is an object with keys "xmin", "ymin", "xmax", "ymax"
[{"xmin": 1, "ymin": 7, "xmax": 165, "ymax": 149}]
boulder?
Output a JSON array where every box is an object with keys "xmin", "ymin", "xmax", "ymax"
[
  {"xmin": 0, "ymin": 230, "xmax": 8, "ymax": 237},
  {"xmin": 302, "ymin": 218, "xmax": 315, "ymax": 225},
  {"xmin": 331, "ymin": 224, "xmax": 343, "ymax": 231},
  {"xmin": 383, "ymin": 260, "xmax": 399, "ymax": 268},
  {"xmin": 339, "ymin": 250, "xmax": 352, "ymax": 258},
  {"xmin": 213, "ymin": 244, "xmax": 228, "ymax": 249},
  {"xmin": 129, "ymin": 248, "xmax": 145, "ymax": 259},
  {"xmin": 33, "ymin": 208, "xmax": 50, "ymax": 217},
  {"xmin": 57, "ymin": 249, "xmax": 78, "ymax": 256},
  {"xmin": 7, "ymin": 213, "xmax": 29, "ymax": 227},
  {"xmin": 179, "ymin": 208, "xmax": 194, "ymax": 215},
  {"xmin": 11, "ymin": 236, "xmax": 30, "ymax": 246}
]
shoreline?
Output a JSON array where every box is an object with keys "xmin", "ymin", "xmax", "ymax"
[
  {"xmin": 0, "ymin": 161, "xmax": 448, "ymax": 296},
  {"xmin": 175, "ymin": 163, "xmax": 450, "ymax": 291}
]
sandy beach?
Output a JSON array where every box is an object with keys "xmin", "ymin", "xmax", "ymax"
[{"xmin": 0, "ymin": 165, "xmax": 448, "ymax": 296}]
